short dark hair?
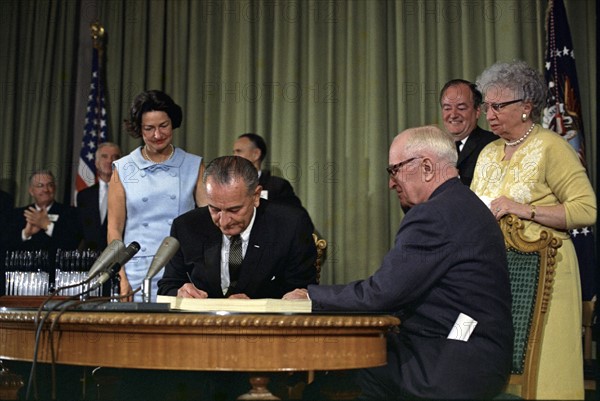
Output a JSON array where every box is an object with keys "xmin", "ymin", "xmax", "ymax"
[
  {"xmin": 439, "ymin": 79, "xmax": 483, "ymax": 108},
  {"xmin": 124, "ymin": 90, "xmax": 183, "ymax": 138},
  {"xmin": 203, "ymin": 156, "xmax": 259, "ymax": 195},
  {"xmin": 238, "ymin": 133, "xmax": 267, "ymax": 162}
]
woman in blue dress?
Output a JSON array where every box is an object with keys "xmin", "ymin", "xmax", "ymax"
[{"xmin": 108, "ymin": 90, "xmax": 206, "ymax": 301}]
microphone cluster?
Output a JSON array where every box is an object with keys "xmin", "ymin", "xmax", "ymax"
[
  {"xmin": 90, "ymin": 240, "xmax": 141, "ymax": 291},
  {"xmin": 27, "ymin": 237, "xmax": 178, "ymax": 400},
  {"xmin": 81, "ymin": 236, "xmax": 179, "ymax": 302}
]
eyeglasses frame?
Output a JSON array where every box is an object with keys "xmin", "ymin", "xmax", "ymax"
[
  {"xmin": 386, "ymin": 156, "xmax": 423, "ymax": 177},
  {"xmin": 481, "ymin": 98, "xmax": 523, "ymax": 113}
]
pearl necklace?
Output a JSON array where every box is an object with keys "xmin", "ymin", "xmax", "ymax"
[
  {"xmin": 505, "ymin": 124, "xmax": 535, "ymax": 147},
  {"xmin": 143, "ymin": 144, "xmax": 174, "ymax": 163}
]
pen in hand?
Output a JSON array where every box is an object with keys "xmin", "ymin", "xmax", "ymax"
[
  {"xmin": 184, "ymin": 271, "xmax": 209, "ymax": 299},
  {"xmin": 186, "ymin": 272, "xmax": 198, "ymax": 290}
]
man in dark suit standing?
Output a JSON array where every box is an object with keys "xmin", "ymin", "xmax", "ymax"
[
  {"xmin": 285, "ymin": 126, "xmax": 513, "ymax": 399},
  {"xmin": 233, "ymin": 133, "xmax": 303, "ymax": 208},
  {"xmin": 440, "ymin": 79, "xmax": 496, "ymax": 186},
  {"xmin": 77, "ymin": 142, "xmax": 121, "ymax": 251},
  {"xmin": 4, "ymin": 170, "xmax": 81, "ymax": 253},
  {"xmin": 158, "ymin": 155, "xmax": 317, "ymax": 299}
]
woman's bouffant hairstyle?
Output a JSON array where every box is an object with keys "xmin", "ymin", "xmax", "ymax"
[
  {"xmin": 123, "ymin": 90, "xmax": 183, "ymax": 138},
  {"xmin": 476, "ymin": 60, "xmax": 547, "ymax": 123}
]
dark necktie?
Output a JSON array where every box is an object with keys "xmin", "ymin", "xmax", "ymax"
[
  {"xmin": 228, "ymin": 235, "xmax": 243, "ymax": 291},
  {"xmin": 455, "ymin": 140, "xmax": 462, "ymax": 154}
]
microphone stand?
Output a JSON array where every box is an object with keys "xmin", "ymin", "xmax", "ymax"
[{"xmin": 142, "ymin": 278, "xmax": 152, "ymax": 303}]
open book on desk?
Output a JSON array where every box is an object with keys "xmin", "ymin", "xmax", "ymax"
[{"xmin": 157, "ymin": 295, "xmax": 312, "ymax": 313}]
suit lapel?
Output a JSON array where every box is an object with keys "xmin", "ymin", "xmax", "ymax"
[
  {"xmin": 47, "ymin": 202, "xmax": 63, "ymax": 219},
  {"xmin": 457, "ymin": 128, "xmax": 483, "ymax": 165},
  {"xmin": 236, "ymin": 206, "xmax": 271, "ymax": 291},
  {"xmin": 204, "ymin": 227, "xmax": 224, "ymax": 295},
  {"xmin": 458, "ymin": 139, "xmax": 475, "ymax": 165}
]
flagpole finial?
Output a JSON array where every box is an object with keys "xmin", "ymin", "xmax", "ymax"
[{"xmin": 90, "ymin": 21, "xmax": 105, "ymax": 48}]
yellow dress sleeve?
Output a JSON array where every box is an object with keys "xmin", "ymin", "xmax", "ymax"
[{"xmin": 542, "ymin": 133, "xmax": 596, "ymax": 229}]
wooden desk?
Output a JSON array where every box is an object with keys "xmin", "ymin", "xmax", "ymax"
[{"xmin": 0, "ymin": 309, "xmax": 399, "ymax": 398}]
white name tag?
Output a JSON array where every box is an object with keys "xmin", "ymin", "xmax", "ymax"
[{"xmin": 447, "ymin": 313, "xmax": 478, "ymax": 342}]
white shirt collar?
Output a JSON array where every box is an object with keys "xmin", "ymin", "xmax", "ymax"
[{"xmin": 35, "ymin": 202, "xmax": 54, "ymax": 212}]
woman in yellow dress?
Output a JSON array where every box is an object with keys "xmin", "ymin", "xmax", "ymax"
[{"xmin": 471, "ymin": 60, "xmax": 596, "ymax": 399}]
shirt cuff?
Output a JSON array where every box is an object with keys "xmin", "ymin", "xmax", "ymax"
[{"xmin": 21, "ymin": 229, "xmax": 32, "ymax": 241}]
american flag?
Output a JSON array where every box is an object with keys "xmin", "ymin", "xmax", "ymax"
[
  {"xmin": 542, "ymin": 0, "xmax": 596, "ymax": 301},
  {"xmin": 76, "ymin": 46, "xmax": 107, "ymax": 192}
]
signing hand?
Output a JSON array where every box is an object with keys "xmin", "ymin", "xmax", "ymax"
[{"xmin": 177, "ymin": 283, "xmax": 208, "ymax": 298}]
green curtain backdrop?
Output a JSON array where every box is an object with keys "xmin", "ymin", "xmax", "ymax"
[
  {"xmin": 0, "ymin": 0, "xmax": 79, "ymax": 202},
  {"xmin": 0, "ymin": 0, "xmax": 596, "ymax": 285}
]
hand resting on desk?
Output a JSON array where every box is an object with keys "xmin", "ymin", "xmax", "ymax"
[{"xmin": 282, "ymin": 288, "xmax": 308, "ymax": 300}]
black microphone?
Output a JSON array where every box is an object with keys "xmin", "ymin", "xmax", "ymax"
[
  {"xmin": 92, "ymin": 241, "xmax": 141, "ymax": 289},
  {"xmin": 142, "ymin": 237, "xmax": 180, "ymax": 302},
  {"xmin": 87, "ymin": 240, "xmax": 126, "ymax": 279}
]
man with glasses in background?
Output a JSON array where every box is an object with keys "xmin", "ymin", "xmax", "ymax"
[
  {"xmin": 3, "ymin": 170, "xmax": 81, "ymax": 253},
  {"xmin": 1, "ymin": 169, "xmax": 82, "ymax": 299}
]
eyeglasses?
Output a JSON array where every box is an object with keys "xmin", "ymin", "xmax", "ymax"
[
  {"xmin": 32, "ymin": 182, "xmax": 55, "ymax": 189},
  {"xmin": 481, "ymin": 99, "xmax": 523, "ymax": 113},
  {"xmin": 386, "ymin": 157, "xmax": 422, "ymax": 176}
]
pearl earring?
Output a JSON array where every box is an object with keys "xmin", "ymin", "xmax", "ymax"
[{"xmin": 521, "ymin": 113, "xmax": 528, "ymax": 122}]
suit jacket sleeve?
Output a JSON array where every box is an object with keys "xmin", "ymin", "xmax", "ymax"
[
  {"xmin": 157, "ymin": 213, "xmax": 200, "ymax": 296},
  {"xmin": 309, "ymin": 205, "xmax": 453, "ymax": 312},
  {"xmin": 261, "ymin": 172, "xmax": 303, "ymax": 208},
  {"xmin": 273, "ymin": 178, "xmax": 303, "ymax": 208}
]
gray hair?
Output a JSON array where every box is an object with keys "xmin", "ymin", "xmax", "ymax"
[
  {"xmin": 203, "ymin": 156, "xmax": 259, "ymax": 195},
  {"xmin": 28, "ymin": 169, "xmax": 55, "ymax": 186},
  {"xmin": 402, "ymin": 125, "xmax": 458, "ymax": 166},
  {"xmin": 476, "ymin": 60, "xmax": 546, "ymax": 122},
  {"xmin": 95, "ymin": 142, "xmax": 122, "ymax": 159}
]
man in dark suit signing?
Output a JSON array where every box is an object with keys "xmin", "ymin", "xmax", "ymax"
[
  {"xmin": 440, "ymin": 79, "xmax": 496, "ymax": 187},
  {"xmin": 77, "ymin": 142, "xmax": 121, "ymax": 251},
  {"xmin": 158, "ymin": 155, "xmax": 317, "ymax": 299},
  {"xmin": 233, "ymin": 133, "xmax": 303, "ymax": 208},
  {"xmin": 285, "ymin": 126, "xmax": 513, "ymax": 399}
]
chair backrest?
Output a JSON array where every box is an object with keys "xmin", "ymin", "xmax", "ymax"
[
  {"xmin": 500, "ymin": 214, "xmax": 562, "ymax": 399},
  {"xmin": 312, "ymin": 233, "xmax": 327, "ymax": 284}
]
